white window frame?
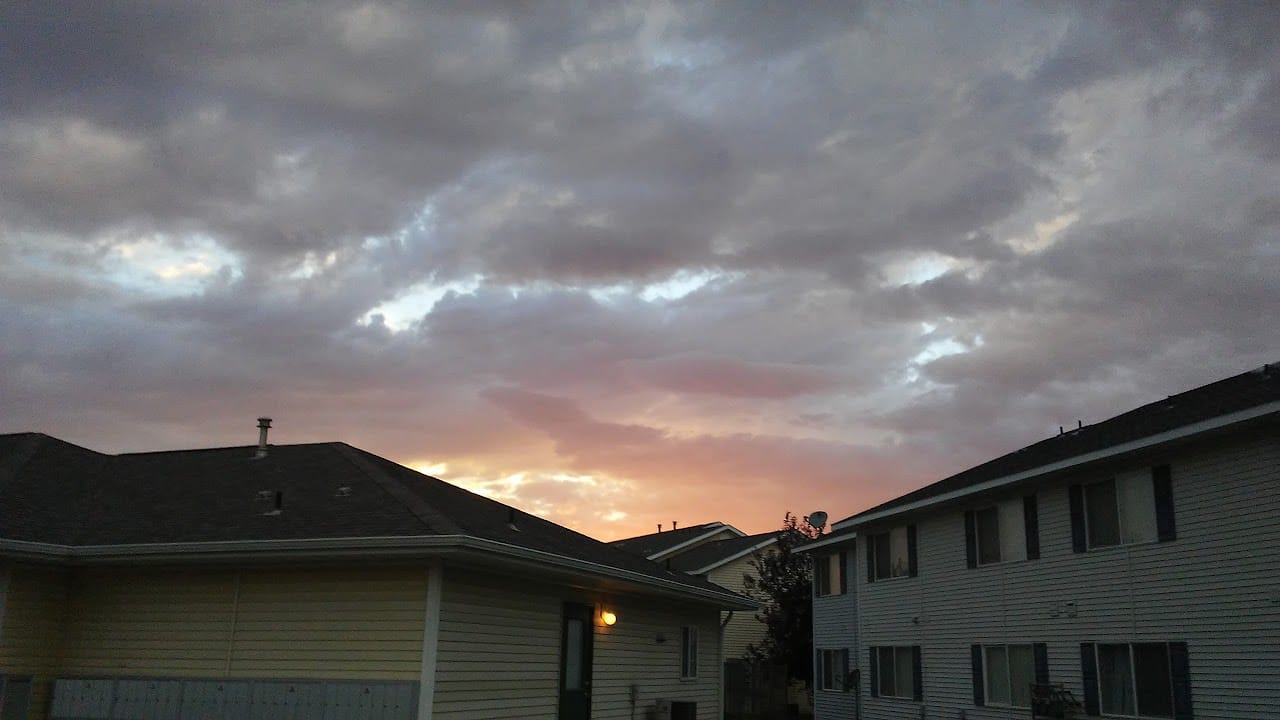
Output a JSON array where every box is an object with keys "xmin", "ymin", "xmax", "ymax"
[
  {"xmin": 974, "ymin": 499, "xmax": 1027, "ymax": 566},
  {"xmin": 871, "ymin": 526, "xmax": 910, "ymax": 581},
  {"xmin": 818, "ymin": 649, "xmax": 847, "ymax": 692},
  {"xmin": 982, "ymin": 643, "xmax": 1035, "ymax": 708},
  {"xmin": 1085, "ymin": 471, "xmax": 1158, "ymax": 550},
  {"xmin": 1095, "ymin": 642, "xmax": 1175, "ymax": 719},
  {"xmin": 874, "ymin": 645, "xmax": 917, "ymax": 699},
  {"xmin": 816, "ymin": 553, "xmax": 844, "ymax": 597},
  {"xmin": 680, "ymin": 626, "xmax": 698, "ymax": 679}
]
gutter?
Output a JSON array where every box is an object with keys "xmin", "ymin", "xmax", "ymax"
[
  {"xmin": 792, "ymin": 529, "xmax": 857, "ymax": 555},
  {"xmin": 0, "ymin": 534, "xmax": 756, "ymax": 610},
  {"xmin": 833, "ymin": 400, "xmax": 1280, "ymax": 530}
]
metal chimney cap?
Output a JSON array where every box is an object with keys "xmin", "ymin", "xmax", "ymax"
[{"xmin": 257, "ymin": 417, "xmax": 272, "ymax": 427}]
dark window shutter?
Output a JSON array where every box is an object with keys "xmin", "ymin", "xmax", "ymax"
[
  {"xmin": 1024, "ymin": 495, "xmax": 1040, "ymax": 560},
  {"xmin": 842, "ymin": 648, "xmax": 851, "ymax": 693},
  {"xmin": 907, "ymin": 524, "xmax": 919, "ymax": 577},
  {"xmin": 964, "ymin": 511, "xmax": 977, "ymax": 568},
  {"xmin": 1169, "ymin": 642, "xmax": 1193, "ymax": 719},
  {"xmin": 970, "ymin": 645, "xmax": 985, "ymax": 706},
  {"xmin": 1153, "ymin": 465, "xmax": 1177, "ymax": 542},
  {"xmin": 1080, "ymin": 643, "xmax": 1099, "ymax": 716},
  {"xmin": 868, "ymin": 647, "xmax": 878, "ymax": 697},
  {"xmin": 1033, "ymin": 642, "xmax": 1049, "ymax": 685},
  {"xmin": 911, "ymin": 645, "xmax": 923, "ymax": 701},
  {"xmin": 838, "ymin": 551, "xmax": 848, "ymax": 595},
  {"xmin": 866, "ymin": 535, "xmax": 876, "ymax": 584},
  {"xmin": 1069, "ymin": 485, "xmax": 1087, "ymax": 553}
]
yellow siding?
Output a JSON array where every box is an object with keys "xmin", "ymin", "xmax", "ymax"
[
  {"xmin": 58, "ymin": 566, "xmax": 427, "ymax": 683},
  {"xmin": 707, "ymin": 555, "xmax": 765, "ymax": 662},
  {"xmin": 0, "ymin": 564, "xmax": 71, "ymax": 720}
]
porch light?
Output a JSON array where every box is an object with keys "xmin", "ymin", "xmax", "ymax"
[{"xmin": 601, "ymin": 610, "xmax": 617, "ymax": 626}]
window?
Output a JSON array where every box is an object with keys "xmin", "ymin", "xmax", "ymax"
[
  {"xmin": 1097, "ymin": 643, "xmax": 1174, "ymax": 718},
  {"xmin": 680, "ymin": 627, "xmax": 698, "ymax": 678},
  {"xmin": 867, "ymin": 525, "xmax": 915, "ymax": 581},
  {"xmin": 1072, "ymin": 466, "xmax": 1175, "ymax": 552},
  {"xmin": 983, "ymin": 644, "xmax": 1035, "ymax": 707},
  {"xmin": 966, "ymin": 497, "xmax": 1033, "ymax": 567},
  {"xmin": 818, "ymin": 649, "xmax": 849, "ymax": 692},
  {"xmin": 815, "ymin": 552, "xmax": 845, "ymax": 596},
  {"xmin": 869, "ymin": 645, "xmax": 920, "ymax": 700}
]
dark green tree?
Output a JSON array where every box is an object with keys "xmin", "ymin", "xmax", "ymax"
[{"xmin": 742, "ymin": 512, "xmax": 822, "ymax": 684}]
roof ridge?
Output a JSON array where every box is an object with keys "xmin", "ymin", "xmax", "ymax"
[{"xmin": 330, "ymin": 443, "xmax": 465, "ymax": 535}]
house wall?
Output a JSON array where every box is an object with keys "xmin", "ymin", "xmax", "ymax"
[
  {"xmin": 433, "ymin": 567, "xmax": 723, "ymax": 720},
  {"xmin": 57, "ymin": 566, "xmax": 428, "ymax": 682},
  {"xmin": 811, "ymin": 548, "xmax": 857, "ymax": 720},
  {"xmin": 0, "ymin": 564, "xmax": 71, "ymax": 720},
  {"xmin": 837, "ymin": 430, "xmax": 1280, "ymax": 720},
  {"xmin": 706, "ymin": 555, "xmax": 764, "ymax": 662}
]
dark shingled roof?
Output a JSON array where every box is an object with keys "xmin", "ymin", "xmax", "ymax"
[
  {"xmin": 0, "ymin": 434, "xmax": 739, "ymax": 599},
  {"xmin": 610, "ymin": 522, "xmax": 737, "ymax": 558},
  {"xmin": 842, "ymin": 362, "xmax": 1280, "ymax": 526},
  {"xmin": 667, "ymin": 532, "xmax": 778, "ymax": 573}
]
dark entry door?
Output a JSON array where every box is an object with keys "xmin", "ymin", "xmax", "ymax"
[{"xmin": 559, "ymin": 603, "xmax": 594, "ymax": 720}]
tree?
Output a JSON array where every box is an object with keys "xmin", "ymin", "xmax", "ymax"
[{"xmin": 742, "ymin": 512, "xmax": 822, "ymax": 684}]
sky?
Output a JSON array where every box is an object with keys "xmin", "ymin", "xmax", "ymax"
[{"xmin": 1, "ymin": 2, "xmax": 1277, "ymax": 541}]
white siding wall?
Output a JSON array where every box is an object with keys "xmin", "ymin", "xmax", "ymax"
[
  {"xmin": 432, "ymin": 567, "xmax": 723, "ymax": 720},
  {"xmin": 812, "ymin": 548, "xmax": 858, "ymax": 720},
  {"xmin": 706, "ymin": 555, "xmax": 764, "ymax": 662},
  {"xmin": 820, "ymin": 431, "xmax": 1279, "ymax": 720}
]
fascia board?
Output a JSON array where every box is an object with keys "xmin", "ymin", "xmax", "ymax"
[{"xmin": 832, "ymin": 401, "xmax": 1280, "ymax": 531}]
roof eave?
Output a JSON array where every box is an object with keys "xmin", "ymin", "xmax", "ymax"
[
  {"xmin": 833, "ymin": 400, "xmax": 1280, "ymax": 531},
  {"xmin": 684, "ymin": 536, "xmax": 780, "ymax": 574},
  {"xmin": 646, "ymin": 523, "xmax": 746, "ymax": 561}
]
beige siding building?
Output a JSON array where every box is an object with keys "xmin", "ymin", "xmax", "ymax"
[{"xmin": 0, "ymin": 430, "xmax": 750, "ymax": 720}]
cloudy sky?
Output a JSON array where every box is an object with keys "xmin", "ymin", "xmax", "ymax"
[{"xmin": 2, "ymin": 2, "xmax": 1277, "ymax": 540}]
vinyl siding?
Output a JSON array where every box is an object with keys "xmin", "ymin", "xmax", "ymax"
[
  {"xmin": 811, "ymin": 548, "xmax": 857, "ymax": 720},
  {"xmin": 706, "ymin": 555, "xmax": 764, "ymax": 662},
  {"xmin": 432, "ymin": 567, "xmax": 723, "ymax": 720},
  {"xmin": 838, "ymin": 431, "xmax": 1280, "ymax": 720},
  {"xmin": 0, "ymin": 565, "xmax": 71, "ymax": 720},
  {"xmin": 57, "ymin": 566, "xmax": 428, "ymax": 682}
]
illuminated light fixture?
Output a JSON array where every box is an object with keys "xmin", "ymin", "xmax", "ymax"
[{"xmin": 601, "ymin": 610, "xmax": 617, "ymax": 626}]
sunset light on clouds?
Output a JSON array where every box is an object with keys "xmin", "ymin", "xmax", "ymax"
[{"xmin": 2, "ymin": 2, "xmax": 1277, "ymax": 540}]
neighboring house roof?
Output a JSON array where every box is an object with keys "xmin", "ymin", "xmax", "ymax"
[
  {"xmin": 610, "ymin": 521, "xmax": 745, "ymax": 560},
  {"xmin": 0, "ymin": 433, "xmax": 754, "ymax": 609},
  {"xmin": 836, "ymin": 362, "xmax": 1280, "ymax": 529},
  {"xmin": 666, "ymin": 531, "xmax": 779, "ymax": 574}
]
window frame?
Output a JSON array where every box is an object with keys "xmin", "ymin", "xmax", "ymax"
[
  {"xmin": 815, "ymin": 553, "xmax": 845, "ymax": 597},
  {"xmin": 818, "ymin": 648, "xmax": 848, "ymax": 692},
  {"xmin": 1095, "ymin": 642, "xmax": 1175, "ymax": 719},
  {"xmin": 680, "ymin": 626, "xmax": 698, "ymax": 679},
  {"xmin": 982, "ymin": 643, "xmax": 1035, "ymax": 708},
  {"xmin": 870, "ymin": 527, "xmax": 910, "ymax": 581},
  {"xmin": 873, "ymin": 645, "xmax": 918, "ymax": 700}
]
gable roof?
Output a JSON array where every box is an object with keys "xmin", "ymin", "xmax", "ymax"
[
  {"xmin": 666, "ymin": 531, "xmax": 779, "ymax": 574},
  {"xmin": 610, "ymin": 521, "xmax": 744, "ymax": 560},
  {"xmin": 837, "ymin": 362, "xmax": 1280, "ymax": 529},
  {"xmin": 0, "ymin": 433, "xmax": 752, "ymax": 609}
]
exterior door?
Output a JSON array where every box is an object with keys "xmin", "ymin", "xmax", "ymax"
[{"xmin": 559, "ymin": 603, "xmax": 594, "ymax": 720}]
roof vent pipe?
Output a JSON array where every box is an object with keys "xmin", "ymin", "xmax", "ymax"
[
  {"xmin": 256, "ymin": 417, "xmax": 272, "ymax": 458},
  {"xmin": 672, "ymin": 520, "xmax": 677, "ymax": 530}
]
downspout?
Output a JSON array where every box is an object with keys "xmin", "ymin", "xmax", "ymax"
[{"xmin": 417, "ymin": 560, "xmax": 444, "ymax": 720}]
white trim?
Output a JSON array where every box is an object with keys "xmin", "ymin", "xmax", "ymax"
[
  {"xmin": 0, "ymin": 534, "xmax": 755, "ymax": 609},
  {"xmin": 417, "ymin": 560, "xmax": 443, "ymax": 720},
  {"xmin": 684, "ymin": 536, "xmax": 778, "ymax": 574},
  {"xmin": 793, "ymin": 530, "xmax": 857, "ymax": 554},
  {"xmin": 647, "ymin": 524, "xmax": 746, "ymax": 561},
  {"xmin": 834, "ymin": 401, "xmax": 1280, "ymax": 529}
]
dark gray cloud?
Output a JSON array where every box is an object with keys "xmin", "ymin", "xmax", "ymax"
[{"xmin": 1, "ymin": 1, "xmax": 1277, "ymax": 538}]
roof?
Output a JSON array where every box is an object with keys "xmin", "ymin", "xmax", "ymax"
[
  {"xmin": 610, "ymin": 521, "xmax": 744, "ymax": 559},
  {"xmin": 0, "ymin": 433, "xmax": 751, "ymax": 608},
  {"xmin": 838, "ymin": 362, "xmax": 1280, "ymax": 528},
  {"xmin": 793, "ymin": 525, "xmax": 858, "ymax": 555},
  {"xmin": 666, "ymin": 531, "xmax": 779, "ymax": 574}
]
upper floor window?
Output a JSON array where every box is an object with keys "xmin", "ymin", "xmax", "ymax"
[
  {"xmin": 1081, "ymin": 642, "xmax": 1191, "ymax": 719},
  {"xmin": 965, "ymin": 495, "xmax": 1039, "ymax": 567},
  {"xmin": 815, "ymin": 552, "xmax": 846, "ymax": 596},
  {"xmin": 1070, "ymin": 465, "xmax": 1176, "ymax": 552},
  {"xmin": 869, "ymin": 645, "xmax": 922, "ymax": 700},
  {"xmin": 866, "ymin": 525, "xmax": 916, "ymax": 582}
]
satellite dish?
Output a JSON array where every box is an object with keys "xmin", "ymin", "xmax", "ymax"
[{"xmin": 807, "ymin": 511, "xmax": 828, "ymax": 533}]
